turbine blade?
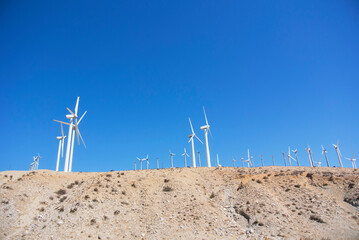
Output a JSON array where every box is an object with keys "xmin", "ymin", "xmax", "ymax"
[
  {"xmin": 195, "ymin": 135, "xmax": 203, "ymax": 144},
  {"xmin": 203, "ymin": 106, "xmax": 209, "ymax": 126},
  {"xmin": 76, "ymin": 127, "xmax": 86, "ymax": 148},
  {"xmin": 61, "ymin": 139, "xmax": 64, "ymax": 157},
  {"xmin": 78, "ymin": 111, "xmax": 87, "ymax": 125},
  {"xmin": 75, "ymin": 119, "xmax": 80, "ymax": 145},
  {"xmin": 66, "ymin": 108, "xmax": 75, "ymax": 116},
  {"xmin": 189, "ymin": 118, "xmax": 194, "ymax": 134},
  {"xmin": 188, "ymin": 136, "xmax": 194, "ymax": 143},
  {"xmin": 352, "ymin": 151, "xmax": 356, "ymax": 160},
  {"xmin": 53, "ymin": 120, "xmax": 70, "ymax": 125},
  {"xmin": 61, "ymin": 123, "xmax": 64, "ymax": 138},
  {"xmin": 75, "ymin": 97, "xmax": 80, "ymax": 115}
]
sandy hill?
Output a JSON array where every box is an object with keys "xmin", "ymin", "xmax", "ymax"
[{"xmin": 0, "ymin": 167, "xmax": 358, "ymax": 240}]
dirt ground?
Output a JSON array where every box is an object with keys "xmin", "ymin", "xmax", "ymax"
[{"xmin": 1, "ymin": 166, "xmax": 358, "ymax": 240}]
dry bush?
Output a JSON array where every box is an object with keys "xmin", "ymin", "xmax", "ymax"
[
  {"xmin": 164, "ymin": 179, "xmax": 170, "ymax": 183},
  {"xmin": 163, "ymin": 186, "xmax": 173, "ymax": 192},
  {"xmin": 59, "ymin": 196, "xmax": 67, "ymax": 202},
  {"xmin": 55, "ymin": 189, "xmax": 66, "ymax": 196},
  {"xmin": 310, "ymin": 215, "xmax": 325, "ymax": 223},
  {"xmin": 114, "ymin": 210, "xmax": 120, "ymax": 215},
  {"xmin": 210, "ymin": 192, "xmax": 216, "ymax": 199}
]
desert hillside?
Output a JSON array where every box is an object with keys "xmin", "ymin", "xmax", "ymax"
[{"xmin": 1, "ymin": 167, "xmax": 358, "ymax": 240}]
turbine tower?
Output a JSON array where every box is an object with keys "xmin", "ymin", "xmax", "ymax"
[
  {"xmin": 282, "ymin": 153, "xmax": 287, "ymax": 166},
  {"xmin": 232, "ymin": 157, "xmax": 236, "ymax": 167},
  {"xmin": 321, "ymin": 145, "xmax": 330, "ymax": 167},
  {"xmin": 345, "ymin": 152, "xmax": 356, "ymax": 169},
  {"xmin": 169, "ymin": 150, "xmax": 175, "ymax": 168},
  {"xmin": 332, "ymin": 141, "xmax": 343, "ymax": 168},
  {"xmin": 260, "ymin": 155, "xmax": 264, "ymax": 167},
  {"xmin": 182, "ymin": 148, "xmax": 189, "ymax": 167},
  {"xmin": 146, "ymin": 155, "xmax": 149, "ymax": 169},
  {"xmin": 200, "ymin": 107, "xmax": 212, "ymax": 167},
  {"xmin": 136, "ymin": 157, "xmax": 145, "ymax": 170},
  {"xmin": 288, "ymin": 147, "xmax": 297, "ymax": 166},
  {"xmin": 156, "ymin": 157, "xmax": 159, "ymax": 169}
]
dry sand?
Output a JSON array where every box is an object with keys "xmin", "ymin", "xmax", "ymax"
[{"xmin": 0, "ymin": 167, "xmax": 358, "ymax": 240}]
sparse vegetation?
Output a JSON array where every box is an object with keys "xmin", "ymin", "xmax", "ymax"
[
  {"xmin": 55, "ymin": 189, "xmax": 66, "ymax": 196},
  {"xmin": 164, "ymin": 179, "xmax": 170, "ymax": 183},
  {"xmin": 310, "ymin": 215, "xmax": 325, "ymax": 223},
  {"xmin": 59, "ymin": 196, "xmax": 67, "ymax": 202},
  {"xmin": 163, "ymin": 186, "xmax": 173, "ymax": 192},
  {"xmin": 90, "ymin": 219, "xmax": 96, "ymax": 225},
  {"xmin": 294, "ymin": 184, "xmax": 301, "ymax": 188},
  {"xmin": 70, "ymin": 207, "xmax": 77, "ymax": 213},
  {"xmin": 114, "ymin": 210, "xmax": 120, "ymax": 215},
  {"xmin": 94, "ymin": 188, "xmax": 98, "ymax": 192},
  {"xmin": 256, "ymin": 179, "xmax": 262, "ymax": 184},
  {"xmin": 210, "ymin": 192, "xmax": 216, "ymax": 199},
  {"xmin": 84, "ymin": 195, "xmax": 90, "ymax": 200},
  {"xmin": 306, "ymin": 173, "xmax": 313, "ymax": 180},
  {"xmin": 131, "ymin": 183, "xmax": 136, "ymax": 188}
]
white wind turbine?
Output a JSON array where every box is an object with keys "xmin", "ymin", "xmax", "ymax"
[
  {"xmin": 287, "ymin": 147, "xmax": 296, "ymax": 166},
  {"xmin": 332, "ymin": 141, "xmax": 343, "ymax": 168},
  {"xmin": 182, "ymin": 148, "xmax": 189, "ymax": 167},
  {"xmin": 271, "ymin": 154, "xmax": 275, "ymax": 166},
  {"xmin": 292, "ymin": 149, "xmax": 300, "ymax": 166},
  {"xmin": 282, "ymin": 153, "xmax": 287, "ymax": 166},
  {"xmin": 188, "ymin": 118, "xmax": 203, "ymax": 168},
  {"xmin": 246, "ymin": 149, "xmax": 253, "ymax": 167},
  {"xmin": 216, "ymin": 154, "xmax": 221, "ymax": 167},
  {"xmin": 54, "ymin": 97, "xmax": 87, "ymax": 172},
  {"xmin": 321, "ymin": 145, "xmax": 330, "ymax": 167},
  {"xmin": 134, "ymin": 161, "xmax": 137, "ymax": 170},
  {"xmin": 197, "ymin": 151, "xmax": 201, "ymax": 167},
  {"xmin": 232, "ymin": 157, "xmax": 236, "ymax": 167},
  {"xmin": 169, "ymin": 150, "xmax": 175, "ymax": 168},
  {"xmin": 55, "ymin": 122, "xmax": 66, "ymax": 171},
  {"xmin": 305, "ymin": 146, "xmax": 314, "ymax": 167},
  {"xmin": 241, "ymin": 157, "xmax": 244, "ymax": 167},
  {"xmin": 260, "ymin": 155, "xmax": 264, "ymax": 167},
  {"xmin": 200, "ymin": 107, "xmax": 212, "ymax": 167},
  {"xmin": 345, "ymin": 152, "xmax": 356, "ymax": 169}
]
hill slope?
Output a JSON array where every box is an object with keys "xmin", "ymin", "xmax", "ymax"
[{"xmin": 1, "ymin": 167, "xmax": 359, "ymax": 240}]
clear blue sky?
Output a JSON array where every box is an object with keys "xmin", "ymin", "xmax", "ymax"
[{"xmin": 1, "ymin": 1, "xmax": 358, "ymax": 171}]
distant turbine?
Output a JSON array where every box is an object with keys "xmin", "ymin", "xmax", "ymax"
[
  {"xmin": 282, "ymin": 153, "xmax": 287, "ymax": 166},
  {"xmin": 200, "ymin": 107, "xmax": 212, "ymax": 167},
  {"xmin": 55, "ymin": 122, "xmax": 66, "ymax": 171},
  {"xmin": 146, "ymin": 155, "xmax": 149, "ymax": 169},
  {"xmin": 332, "ymin": 141, "xmax": 343, "ymax": 168},
  {"xmin": 136, "ymin": 156, "xmax": 146, "ymax": 170},
  {"xmin": 197, "ymin": 151, "xmax": 201, "ymax": 167},
  {"xmin": 241, "ymin": 157, "xmax": 244, "ymax": 167},
  {"xmin": 216, "ymin": 154, "xmax": 221, "ymax": 167},
  {"xmin": 287, "ymin": 147, "xmax": 296, "ymax": 166},
  {"xmin": 169, "ymin": 150, "xmax": 175, "ymax": 168},
  {"xmin": 345, "ymin": 152, "xmax": 356, "ymax": 169},
  {"xmin": 271, "ymin": 154, "xmax": 275, "ymax": 166},
  {"xmin": 232, "ymin": 157, "xmax": 236, "ymax": 167},
  {"xmin": 321, "ymin": 145, "xmax": 330, "ymax": 167},
  {"xmin": 182, "ymin": 148, "xmax": 189, "ymax": 167},
  {"xmin": 292, "ymin": 149, "xmax": 300, "ymax": 166},
  {"xmin": 134, "ymin": 161, "xmax": 137, "ymax": 170},
  {"xmin": 157, "ymin": 157, "xmax": 159, "ymax": 169},
  {"xmin": 188, "ymin": 118, "xmax": 203, "ymax": 168},
  {"xmin": 260, "ymin": 155, "xmax": 264, "ymax": 167},
  {"xmin": 304, "ymin": 146, "xmax": 314, "ymax": 167}
]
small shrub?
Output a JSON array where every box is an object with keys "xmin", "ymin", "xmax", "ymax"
[
  {"xmin": 349, "ymin": 183, "xmax": 355, "ymax": 189},
  {"xmin": 103, "ymin": 215, "xmax": 108, "ymax": 220},
  {"xmin": 90, "ymin": 219, "xmax": 96, "ymax": 225},
  {"xmin": 70, "ymin": 207, "xmax": 77, "ymax": 213},
  {"xmin": 74, "ymin": 180, "xmax": 79, "ymax": 185},
  {"xmin": 164, "ymin": 179, "xmax": 170, "ymax": 183},
  {"xmin": 163, "ymin": 186, "xmax": 173, "ymax": 192},
  {"xmin": 256, "ymin": 180, "xmax": 262, "ymax": 184},
  {"xmin": 306, "ymin": 173, "xmax": 313, "ymax": 180},
  {"xmin": 114, "ymin": 210, "xmax": 120, "ymax": 215},
  {"xmin": 294, "ymin": 184, "xmax": 301, "ymax": 188},
  {"xmin": 238, "ymin": 209, "xmax": 250, "ymax": 223},
  {"xmin": 121, "ymin": 173, "xmax": 124, "ymax": 175},
  {"xmin": 67, "ymin": 183, "xmax": 74, "ymax": 189},
  {"xmin": 106, "ymin": 174, "xmax": 112, "ymax": 177},
  {"xmin": 55, "ymin": 189, "xmax": 66, "ymax": 196},
  {"xmin": 210, "ymin": 192, "xmax": 216, "ymax": 199},
  {"xmin": 1, "ymin": 199, "xmax": 9, "ymax": 204},
  {"xmin": 59, "ymin": 196, "xmax": 67, "ymax": 202},
  {"xmin": 84, "ymin": 195, "xmax": 90, "ymax": 200},
  {"xmin": 40, "ymin": 201, "xmax": 47, "ymax": 205},
  {"xmin": 94, "ymin": 188, "xmax": 98, "ymax": 192},
  {"xmin": 57, "ymin": 206, "xmax": 64, "ymax": 212},
  {"xmin": 121, "ymin": 191, "xmax": 126, "ymax": 195},
  {"xmin": 285, "ymin": 188, "xmax": 290, "ymax": 192},
  {"xmin": 131, "ymin": 183, "xmax": 136, "ymax": 188},
  {"xmin": 38, "ymin": 207, "xmax": 45, "ymax": 212},
  {"xmin": 310, "ymin": 215, "xmax": 325, "ymax": 223},
  {"xmin": 49, "ymin": 196, "xmax": 54, "ymax": 200}
]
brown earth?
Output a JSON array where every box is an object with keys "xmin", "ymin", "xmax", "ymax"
[{"xmin": 0, "ymin": 167, "xmax": 359, "ymax": 240}]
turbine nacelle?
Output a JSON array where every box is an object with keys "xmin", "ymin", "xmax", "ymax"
[{"xmin": 200, "ymin": 125, "xmax": 210, "ymax": 130}]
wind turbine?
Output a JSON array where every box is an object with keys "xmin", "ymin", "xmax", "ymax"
[
  {"xmin": 182, "ymin": 148, "xmax": 189, "ymax": 167},
  {"xmin": 169, "ymin": 150, "xmax": 175, "ymax": 168},
  {"xmin": 55, "ymin": 122, "xmax": 66, "ymax": 171},
  {"xmin": 345, "ymin": 152, "xmax": 356, "ymax": 169},
  {"xmin": 146, "ymin": 155, "xmax": 149, "ymax": 169},
  {"xmin": 136, "ymin": 157, "xmax": 145, "ymax": 170},
  {"xmin": 232, "ymin": 157, "xmax": 236, "ymax": 167},
  {"xmin": 287, "ymin": 147, "xmax": 297, "ymax": 166},
  {"xmin": 292, "ymin": 149, "xmax": 300, "ymax": 166},
  {"xmin": 314, "ymin": 160, "xmax": 322, "ymax": 167},
  {"xmin": 260, "ymin": 155, "xmax": 264, "ymax": 167},
  {"xmin": 54, "ymin": 97, "xmax": 86, "ymax": 172},
  {"xmin": 134, "ymin": 161, "xmax": 137, "ymax": 170},
  {"xmin": 244, "ymin": 158, "xmax": 251, "ymax": 167},
  {"xmin": 157, "ymin": 157, "xmax": 159, "ymax": 169},
  {"xmin": 282, "ymin": 153, "xmax": 287, "ymax": 166},
  {"xmin": 197, "ymin": 151, "xmax": 201, "ymax": 167},
  {"xmin": 271, "ymin": 154, "xmax": 275, "ymax": 166},
  {"xmin": 241, "ymin": 157, "xmax": 244, "ymax": 167},
  {"xmin": 200, "ymin": 107, "xmax": 212, "ymax": 167},
  {"xmin": 321, "ymin": 145, "xmax": 330, "ymax": 167},
  {"xmin": 332, "ymin": 141, "xmax": 343, "ymax": 168},
  {"xmin": 216, "ymin": 154, "xmax": 221, "ymax": 167},
  {"xmin": 246, "ymin": 149, "xmax": 253, "ymax": 167},
  {"xmin": 188, "ymin": 118, "xmax": 203, "ymax": 168},
  {"xmin": 305, "ymin": 146, "xmax": 314, "ymax": 167}
]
